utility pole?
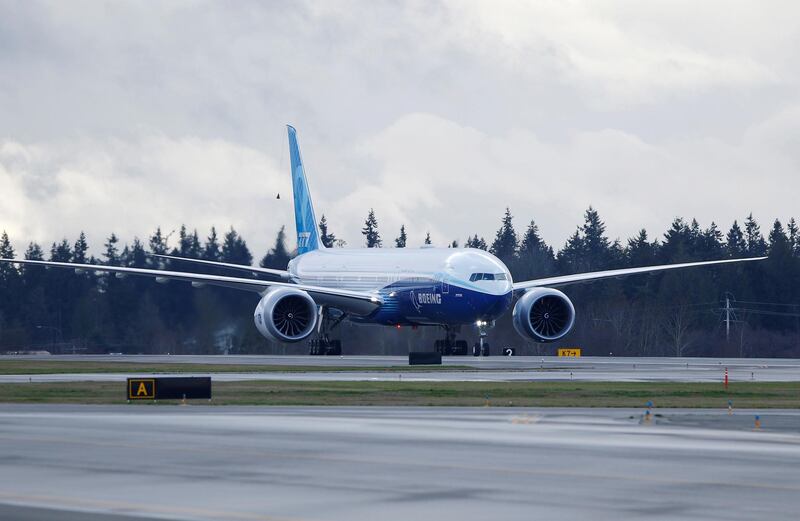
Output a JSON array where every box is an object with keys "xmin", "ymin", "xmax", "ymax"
[
  {"xmin": 724, "ymin": 292, "xmax": 738, "ymax": 344},
  {"xmin": 725, "ymin": 295, "xmax": 731, "ymax": 342}
]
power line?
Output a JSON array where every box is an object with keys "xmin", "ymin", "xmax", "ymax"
[{"xmin": 733, "ymin": 300, "xmax": 799, "ymax": 308}]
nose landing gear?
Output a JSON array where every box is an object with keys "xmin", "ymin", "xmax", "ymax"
[{"xmin": 473, "ymin": 320, "xmax": 494, "ymax": 356}]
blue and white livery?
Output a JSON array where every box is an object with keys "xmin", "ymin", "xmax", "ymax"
[{"xmin": 0, "ymin": 126, "xmax": 766, "ymax": 355}]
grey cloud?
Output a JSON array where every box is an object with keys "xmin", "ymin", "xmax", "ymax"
[{"xmin": 1, "ymin": 0, "xmax": 799, "ymax": 255}]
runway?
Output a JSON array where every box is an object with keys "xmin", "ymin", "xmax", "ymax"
[
  {"xmin": 1, "ymin": 405, "xmax": 799, "ymax": 520},
  {"xmin": 4, "ymin": 355, "xmax": 800, "ymax": 382}
]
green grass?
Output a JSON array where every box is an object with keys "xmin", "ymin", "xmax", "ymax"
[
  {"xmin": 0, "ymin": 360, "xmax": 476, "ymax": 375},
  {"xmin": 1, "ymin": 381, "xmax": 798, "ymax": 408}
]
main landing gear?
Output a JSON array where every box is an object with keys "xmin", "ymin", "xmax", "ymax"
[
  {"xmin": 308, "ymin": 307, "xmax": 347, "ymax": 356},
  {"xmin": 433, "ymin": 326, "xmax": 469, "ymax": 356}
]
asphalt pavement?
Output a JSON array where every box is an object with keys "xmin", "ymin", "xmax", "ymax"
[
  {"xmin": 0, "ymin": 405, "xmax": 799, "ymax": 520},
  {"xmin": 3, "ymin": 354, "xmax": 800, "ymax": 382}
]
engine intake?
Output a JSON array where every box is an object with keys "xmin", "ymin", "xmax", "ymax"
[
  {"xmin": 512, "ymin": 288, "xmax": 575, "ymax": 343},
  {"xmin": 254, "ymin": 287, "xmax": 318, "ymax": 343}
]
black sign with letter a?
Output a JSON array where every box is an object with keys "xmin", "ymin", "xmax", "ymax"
[{"xmin": 127, "ymin": 377, "xmax": 211, "ymax": 401}]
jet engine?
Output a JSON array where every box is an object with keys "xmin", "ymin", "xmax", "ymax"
[
  {"xmin": 253, "ymin": 287, "xmax": 318, "ymax": 343},
  {"xmin": 512, "ymin": 288, "xmax": 575, "ymax": 343}
]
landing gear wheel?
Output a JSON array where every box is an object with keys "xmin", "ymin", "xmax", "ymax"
[
  {"xmin": 327, "ymin": 340, "xmax": 342, "ymax": 356},
  {"xmin": 435, "ymin": 327, "xmax": 467, "ymax": 356},
  {"xmin": 473, "ymin": 342, "xmax": 480, "ymax": 357},
  {"xmin": 310, "ymin": 307, "xmax": 347, "ymax": 355},
  {"xmin": 480, "ymin": 342, "xmax": 491, "ymax": 357}
]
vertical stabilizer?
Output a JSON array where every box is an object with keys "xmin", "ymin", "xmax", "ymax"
[{"xmin": 287, "ymin": 125, "xmax": 322, "ymax": 254}]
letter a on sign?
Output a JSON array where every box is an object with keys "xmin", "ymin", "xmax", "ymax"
[{"xmin": 128, "ymin": 378, "xmax": 155, "ymax": 400}]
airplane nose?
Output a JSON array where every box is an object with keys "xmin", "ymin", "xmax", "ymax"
[{"xmin": 482, "ymin": 291, "xmax": 513, "ymax": 319}]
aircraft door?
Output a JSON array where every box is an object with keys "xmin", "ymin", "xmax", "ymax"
[{"xmin": 437, "ymin": 272, "xmax": 449, "ymax": 294}]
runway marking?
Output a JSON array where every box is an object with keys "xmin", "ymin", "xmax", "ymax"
[
  {"xmin": 2, "ymin": 426, "xmax": 800, "ymax": 495},
  {"xmin": 0, "ymin": 491, "xmax": 315, "ymax": 521}
]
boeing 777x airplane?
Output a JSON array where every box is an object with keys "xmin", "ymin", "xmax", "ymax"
[{"xmin": 1, "ymin": 126, "xmax": 765, "ymax": 355}]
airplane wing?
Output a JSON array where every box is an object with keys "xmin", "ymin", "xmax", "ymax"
[
  {"xmin": 513, "ymin": 256, "xmax": 766, "ymax": 291},
  {"xmin": 0, "ymin": 258, "xmax": 380, "ymax": 316},
  {"xmin": 150, "ymin": 254, "xmax": 290, "ymax": 280}
]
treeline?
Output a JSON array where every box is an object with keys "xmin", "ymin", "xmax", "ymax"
[{"xmin": 1, "ymin": 207, "xmax": 799, "ymax": 356}]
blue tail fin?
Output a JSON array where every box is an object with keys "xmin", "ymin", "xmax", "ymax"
[{"xmin": 287, "ymin": 125, "xmax": 322, "ymax": 255}]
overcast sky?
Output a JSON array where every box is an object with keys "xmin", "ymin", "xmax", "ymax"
[{"xmin": 1, "ymin": 0, "xmax": 799, "ymax": 258}]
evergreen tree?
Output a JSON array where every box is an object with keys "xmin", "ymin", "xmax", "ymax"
[
  {"xmin": 395, "ymin": 225, "xmax": 407, "ymax": 248},
  {"xmin": 558, "ymin": 208, "xmax": 614, "ymax": 272},
  {"xmin": 174, "ymin": 226, "xmax": 202, "ymax": 259},
  {"xmin": 188, "ymin": 230, "xmax": 202, "ymax": 258},
  {"xmin": 768, "ymin": 219, "xmax": 789, "ymax": 257},
  {"xmin": 203, "ymin": 227, "xmax": 221, "ymax": 261},
  {"xmin": 697, "ymin": 222, "xmax": 724, "ymax": 259},
  {"xmin": 0, "ymin": 231, "xmax": 19, "ymax": 326},
  {"xmin": 626, "ymin": 229, "xmax": 658, "ymax": 267},
  {"xmin": 0, "ymin": 232, "xmax": 19, "ymax": 300},
  {"xmin": 127, "ymin": 238, "xmax": 148, "ymax": 268},
  {"xmin": 518, "ymin": 220, "xmax": 555, "ymax": 259},
  {"xmin": 582, "ymin": 207, "xmax": 612, "ymax": 268},
  {"xmin": 744, "ymin": 213, "xmax": 767, "ymax": 256},
  {"xmin": 362, "ymin": 209, "xmax": 382, "ymax": 248},
  {"xmin": 0, "ymin": 232, "xmax": 16, "ymax": 276},
  {"xmin": 609, "ymin": 239, "xmax": 625, "ymax": 267},
  {"xmin": 149, "ymin": 227, "xmax": 168, "ymax": 256},
  {"xmin": 787, "ymin": 218, "xmax": 799, "ymax": 256},
  {"xmin": 25, "ymin": 242, "xmax": 44, "ymax": 260},
  {"xmin": 726, "ymin": 220, "xmax": 747, "ymax": 258},
  {"xmin": 424, "ymin": 232, "xmax": 431, "ymax": 245},
  {"xmin": 490, "ymin": 208, "xmax": 518, "ymax": 261},
  {"xmin": 0, "ymin": 232, "xmax": 14, "ymax": 260},
  {"xmin": 103, "ymin": 234, "xmax": 120, "ymax": 265},
  {"xmin": 221, "ymin": 227, "xmax": 253, "ymax": 265},
  {"xmin": 73, "ymin": 232, "xmax": 89, "ymax": 263},
  {"xmin": 450, "ymin": 240, "xmax": 459, "ymax": 248},
  {"xmin": 318, "ymin": 215, "xmax": 336, "ymax": 248},
  {"xmin": 517, "ymin": 220, "xmax": 556, "ymax": 277},
  {"xmin": 260, "ymin": 226, "xmax": 291, "ymax": 269},
  {"xmin": 660, "ymin": 218, "xmax": 694, "ymax": 262},
  {"xmin": 21, "ymin": 242, "xmax": 45, "ymax": 287},
  {"xmin": 557, "ymin": 229, "xmax": 584, "ymax": 273},
  {"xmin": 203, "ymin": 226, "xmax": 221, "ymax": 261},
  {"xmin": 466, "ymin": 235, "xmax": 488, "ymax": 250},
  {"xmin": 50, "ymin": 239, "xmax": 72, "ymax": 262}
]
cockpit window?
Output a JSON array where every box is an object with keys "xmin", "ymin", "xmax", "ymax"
[{"xmin": 469, "ymin": 273, "xmax": 507, "ymax": 282}]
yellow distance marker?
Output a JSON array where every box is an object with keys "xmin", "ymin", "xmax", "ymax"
[
  {"xmin": 128, "ymin": 378, "xmax": 156, "ymax": 400},
  {"xmin": 557, "ymin": 348, "xmax": 581, "ymax": 357}
]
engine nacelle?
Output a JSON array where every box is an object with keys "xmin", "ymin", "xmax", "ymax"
[
  {"xmin": 254, "ymin": 287, "xmax": 318, "ymax": 343},
  {"xmin": 512, "ymin": 288, "xmax": 576, "ymax": 343}
]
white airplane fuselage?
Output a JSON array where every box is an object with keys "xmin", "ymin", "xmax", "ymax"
[{"xmin": 288, "ymin": 247, "xmax": 514, "ymax": 326}]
